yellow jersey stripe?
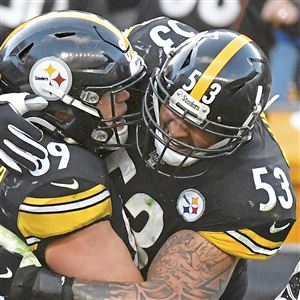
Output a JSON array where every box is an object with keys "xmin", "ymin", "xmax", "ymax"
[
  {"xmin": 20, "ymin": 190, "xmax": 110, "ymax": 214},
  {"xmin": 30, "ymin": 244, "xmax": 38, "ymax": 252},
  {"xmin": 18, "ymin": 197, "xmax": 112, "ymax": 240},
  {"xmin": 0, "ymin": 166, "xmax": 7, "ymax": 182},
  {"xmin": 190, "ymin": 34, "xmax": 252, "ymax": 101},
  {"xmin": 226, "ymin": 230, "xmax": 281, "ymax": 253},
  {"xmin": 260, "ymin": 112, "xmax": 269, "ymax": 125},
  {"xmin": 199, "ymin": 230, "xmax": 281, "ymax": 260},
  {"xmin": 238, "ymin": 228, "xmax": 282, "ymax": 248},
  {"xmin": 23, "ymin": 184, "xmax": 105, "ymax": 205},
  {"xmin": 1, "ymin": 11, "xmax": 129, "ymax": 51}
]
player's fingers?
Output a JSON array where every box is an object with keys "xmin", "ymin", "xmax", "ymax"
[
  {"xmin": 3, "ymin": 140, "xmax": 39, "ymax": 172},
  {"xmin": 10, "ymin": 118, "xmax": 44, "ymax": 142},
  {"xmin": 0, "ymin": 149, "xmax": 22, "ymax": 173},
  {"xmin": 8, "ymin": 125, "xmax": 47, "ymax": 159}
]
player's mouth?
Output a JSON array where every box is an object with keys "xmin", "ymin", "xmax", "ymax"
[
  {"xmin": 114, "ymin": 117, "xmax": 127, "ymax": 132},
  {"xmin": 163, "ymin": 131, "xmax": 191, "ymax": 153}
]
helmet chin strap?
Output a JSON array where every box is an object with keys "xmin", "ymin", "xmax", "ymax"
[
  {"xmin": 26, "ymin": 116, "xmax": 78, "ymax": 144},
  {"xmin": 264, "ymin": 94, "xmax": 280, "ymax": 111},
  {"xmin": 41, "ymin": 85, "xmax": 100, "ymax": 117}
]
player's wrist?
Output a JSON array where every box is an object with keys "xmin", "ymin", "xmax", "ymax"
[{"xmin": 8, "ymin": 266, "xmax": 74, "ymax": 300}]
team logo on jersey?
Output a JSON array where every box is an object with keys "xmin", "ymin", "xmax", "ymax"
[
  {"xmin": 176, "ymin": 189, "xmax": 205, "ymax": 222},
  {"xmin": 29, "ymin": 56, "xmax": 72, "ymax": 100}
]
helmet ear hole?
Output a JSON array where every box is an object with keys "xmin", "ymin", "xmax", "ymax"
[
  {"xmin": 18, "ymin": 43, "xmax": 33, "ymax": 63},
  {"xmin": 181, "ymin": 50, "xmax": 192, "ymax": 69}
]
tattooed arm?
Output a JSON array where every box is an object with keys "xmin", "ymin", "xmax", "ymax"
[{"xmin": 73, "ymin": 230, "xmax": 238, "ymax": 300}]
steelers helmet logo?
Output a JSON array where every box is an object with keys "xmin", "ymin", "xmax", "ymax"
[
  {"xmin": 29, "ymin": 56, "xmax": 72, "ymax": 100},
  {"xmin": 177, "ymin": 189, "xmax": 205, "ymax": 222}
]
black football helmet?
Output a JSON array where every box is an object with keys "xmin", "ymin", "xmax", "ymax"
[
  {"xmin": 0, "ymin": 10, "xmax": 146, "ymax": 151},
  {"xmin": 137, "ymin": 29, "xmax": 272, "ymax": 177}
]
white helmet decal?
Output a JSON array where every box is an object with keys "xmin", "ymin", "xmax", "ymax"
[{"xmin": 29, "ymin": 56, "xmax": 72, "ymax": 100}]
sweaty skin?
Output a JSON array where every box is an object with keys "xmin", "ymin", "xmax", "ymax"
[{"xmin": 72, "ymin": 230, "xmax": 237, "ymax": 300}]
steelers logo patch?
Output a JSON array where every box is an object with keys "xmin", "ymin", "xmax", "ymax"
[
  {"xmin": 177, "ymin": 189, "xmax": 205, "ymax": 222},
  {"xmin": 29, "ymin": 57, "xmax": 72, "ymax": 100}
]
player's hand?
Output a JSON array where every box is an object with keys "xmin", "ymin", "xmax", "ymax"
[
  {"xmin": 7, "ymin": 266, "xmax": 74, "ymax": 300},
  {"xmin": 0, "ymin": 93, "xmax": 48, "ymax": 173}
]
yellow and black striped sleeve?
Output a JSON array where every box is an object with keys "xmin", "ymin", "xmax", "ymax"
[
  {"xmin": 17, "ymin": 183, "xmax": 112, "ymax": 251},
  {"xmin": 0, "ymin": 166, "xmax": 8, "ymax": 183},
  {"xmin": 198, "ymin": 219, "xmax": 294, "ymax": 260}
]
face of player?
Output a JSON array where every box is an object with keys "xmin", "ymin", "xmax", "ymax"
[
  {"xmin": 96, "ymin": 89, "xmax": 130, "ymax": 129},
  {"xmin": 93, "ymin": 89, "xmax": 131, "ymax": 147},
  {"xmin": 159, "ymin": 105, "xmax": 221, "ymax": 152}
]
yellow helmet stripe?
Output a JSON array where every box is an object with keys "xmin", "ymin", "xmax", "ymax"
[
  {"xmin": 1, "ymin": 11, "xmax": 129, "ymax": 51},
  {"xmin": 190, "ymin": 34, "xmax": 252, "ymax": 101}
]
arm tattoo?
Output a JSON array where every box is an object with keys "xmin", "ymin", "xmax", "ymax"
[{"xmin": 73, "ymin": 230, "xmax": 238, "ymax": 300}]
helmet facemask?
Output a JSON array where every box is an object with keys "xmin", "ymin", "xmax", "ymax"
[{"xmin": 137, "ymin": 30, "xmax": 272, "ymax": 178}]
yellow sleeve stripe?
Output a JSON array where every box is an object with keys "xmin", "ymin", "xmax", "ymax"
[
  {"xmin": 0, "ymin": 166, "xmax": 7, "ymax": 182},
  {"xmin": 18, "ymin": 196, "xmax": 112, "ymax": 241},
  {"xmin": 199, "ymin": 230, "xmax": 281, "ymax": 260},
  {"xmin": 23, "ymin": 184, "xmax": 105, "ymax": 205},
  {"xmin": 190, "ymin": 34, "xmax": 252, "ymax": 101},
  {"xmin": 20, "ymin": 189, "xmax": 110, "ymax": 214},
  {"xmin": 30, "ymin": 244, "xmax": 38, "ymax": 252},
  {"xmin": 238, "ymin": 228, "xmax": 283, "ymax": 248},
  {"xmin": 20, "ymin": 189, "xmax": 109, "ymax": 214},
  {"xmin": 260, "ymin": 112, "xmax": 269, "ymax": 125}
]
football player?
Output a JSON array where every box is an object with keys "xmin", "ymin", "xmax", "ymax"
[
  {"xmin": 0, "ymin": 10, "xmax": 147, "ymax": 298},
  {"xmin": 0, "ymin": 16, "xmax": 297, "ymax": 300}
]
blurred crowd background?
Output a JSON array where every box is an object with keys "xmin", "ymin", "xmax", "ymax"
[{"xmin": 0, "ymin": 1, "xmax": 299, "ymax": 299}]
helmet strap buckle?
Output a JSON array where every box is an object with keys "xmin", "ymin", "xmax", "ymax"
[
  {"xmin": 80, "ymin": 91, "xmax": 100, "ymax": 105},
  {"xmin": 91, "ymin": 128, "xmax": 109, "ymax": 142}
]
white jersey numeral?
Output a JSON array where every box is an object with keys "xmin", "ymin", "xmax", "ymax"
[
  {"xmin": 150, "ymin": 19, "xmax": 196, "ymax": 55},
  {"xmin": 252, "ymin": 167, "xmax": 293, "ymax": 211},
  {"xmin": 30, "ymin": 142, "xmax": 70, "ymax": 177}
]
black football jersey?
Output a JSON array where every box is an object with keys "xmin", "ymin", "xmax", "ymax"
[
  {"xmin": 0, "ymin": 135, "xmax": 135, "ymax": 263},
  {"xmin": 125, "ymin": 16, "xmax": 199, "ymax": 82},
  {"xmin": 106, "ymin": 117, "xmax": 296, "ymax": 279}
]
